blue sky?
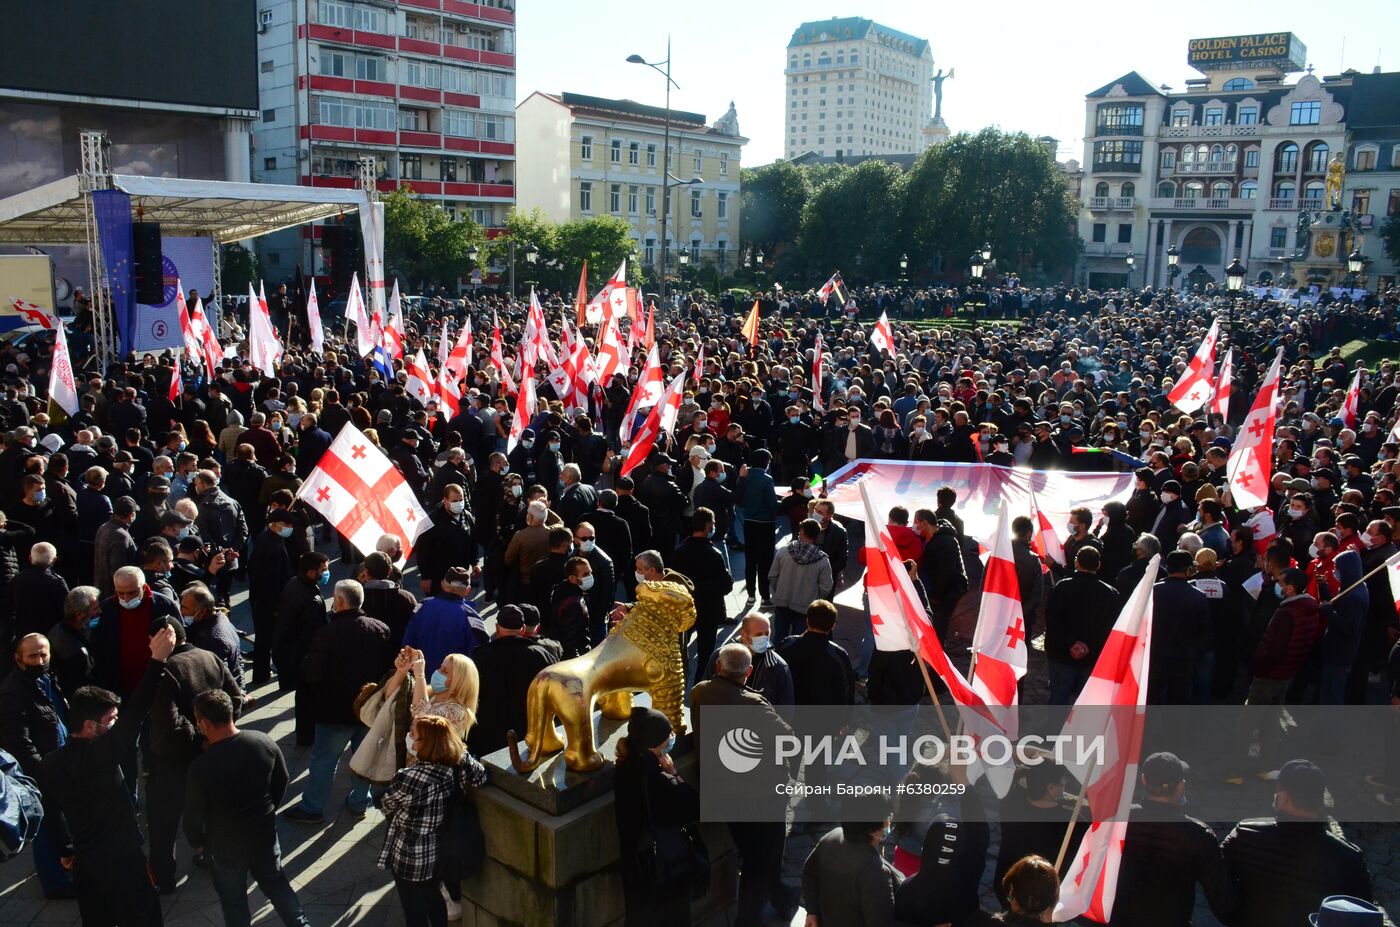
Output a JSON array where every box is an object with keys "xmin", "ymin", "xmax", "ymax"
[{"xmin": 516, "ymin": 0, "xmax": 1399, "ymax": 166}]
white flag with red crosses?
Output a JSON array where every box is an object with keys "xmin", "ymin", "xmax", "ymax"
[{"xmin": 296, "ymin": 423, "xmax": 429, "ymax": 558}]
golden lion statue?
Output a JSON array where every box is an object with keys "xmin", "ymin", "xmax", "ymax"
[{"xmin": 508, "ymin": 579, "xmax": 696, "ymax": 772}]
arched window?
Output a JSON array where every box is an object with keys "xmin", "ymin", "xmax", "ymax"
[
  {"xmin": 1180, "ymin": 227, "xmax": 1223, "ymax": 266},
  {"xmin": 1120, "ymin": 181, "xmax": 1135, "ymax": 198},
  {"xmin": 1210, "ymin": 144, "xmax": 1224, "ymax": 163},
  {"xmin": 1225, "ymin": 144, "xmax": 1238, "ymax": 162},
  {"xmin": 1181, "ymin": 145, "xmax": 1195, "ymax": 163},
  {"xmin": 1184, "ymin": 181, "xmax": 1204, "ymax": 199},
  {"xmin": 1223, "ymin": 77, "xmax": 1254, "ymax": 91},
  {"xmin": 1275, "ymin": 180, "xmax": 1296, "ymax": 200},
  {"xmin": 1196, "ymin": 144, "xmax": 1209, "ymax": 162},
  {"xmin": 1157, "ymin": 181, "xmax": 1175, "ymax": 198},
  {"xmin": 1095, "ymin": 181, "xmax": 1109, "ymax": 197},
  {"xmin": 1241, "ymin": 180, "xmax": 1258, "ymax": 199},
  {"xmin": 1303, "ymin": 180, "xmax": 1325, "ymax": 204},
  {"xmin": 1212, "ymin": 181, "xmax": 1232, "ymax": 198},
  {"xmin": 1276, "ymin": 143, "xmax": 1298, "ymax": 173},
  {"xmin": 1306, "ymin": 142, "xmax": 1329, "ymax": 173}
]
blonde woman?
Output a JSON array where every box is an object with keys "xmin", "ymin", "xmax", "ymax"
[{"xmin": 392, "ymin": 649, "xmax": 479, "ymax": 745}]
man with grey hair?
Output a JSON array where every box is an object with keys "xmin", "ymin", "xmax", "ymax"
[
  {"xmin": 556, "ymin": 463, "xmax": 597, "ymax": 529},
  {"xmin": 1116, "ymin": 532, "xmax": 1163, "ymax": 599},
  {"xmin": 504, "ymin": 499, "xmax": 553, "ymax": 590},
  {"xmin": 689, "ymin": 642, "xmax": 798, "ymax": 925},
  {"xmin": 285, "ymin": 578, "xmax": 393, "ymax": 824},
  {"xmin": 11, "ymin": 542, "xmax": 68, "ymax": 640},
  {"xmin": 735, "ymin": 612, "xmax": 793, "ymax": 706},
  {"xmin": 193, "ymin": 469, "xmax": 247, "ymax": 607},
  {"xmin": 182, "ymin": 581, "xmax": 244, "ymax": 684},
  {"xmin": 49, "ymin": 585, "xmax": 100, "ymax": 697}
]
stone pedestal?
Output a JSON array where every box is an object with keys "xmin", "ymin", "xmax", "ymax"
[{"xmin": 460, "ymin": 705, "xmax": 738, "ymax": 927}]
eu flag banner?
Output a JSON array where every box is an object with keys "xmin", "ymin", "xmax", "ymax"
[{"xmin": 92, "ymin": 190, "xmax": 135, "ymax": 358}]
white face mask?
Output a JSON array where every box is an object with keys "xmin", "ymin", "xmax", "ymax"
[
  {"xmin": 634, "ymin": 570, "xmax": 648, "ymax": 586},
  {"xmin": 1289, "ymin": 508, "xmax": 1306, "ymax": 520},
  {"xmin": 119, "ymin": 593, "xmax": 143, "ymax": 610},
  {"xmin": 578, "ymin": 539, "xmax": 596, "ymax": 553},
  {"xmin": 579, "ymin": 573, "xmax": 595, "ymax": 592},
  {"xmin": 1161, "ymin": 492, "xmax": 1178, "ymax": 504},
  {"xmin": 448, "ymin": 500, "xmax": 465, "ymax": 515},
  {"xmin": 749, "ymin": 634, "xmax": 771, "ymax": 654}
]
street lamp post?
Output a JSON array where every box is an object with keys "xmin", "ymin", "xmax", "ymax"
[
  {"xmin": 628, "ymin": 41, "xmax": 680, "ymax": 305},
  {"xmin": 899, "ymin": 253, "xmax": 909, "ymax": 286},
  {"xmin": 969, "ymin": 251, "xmax": 985, "ymax": 317},
  {"xmin": 524, "ymin": 245, "xmax": 539, "ymax": 293},
  {"xmin": 1166, "ymin": 244, "xmax": 1180, "ymax": 292},
  {"xmin": 1224, "ymin": 256, "xmax": 1246, "ymax": 337},
  {"xmin": 1125, "ymin": 250, "xmax": 1135, "ymax": 288},
  {"xmin": 468, "ymin": 247, "xmax": 479, "ymax": 293},
  {"xmin": 1347, "ymin": 248, "xmax": 1364, "ymax": 290}
]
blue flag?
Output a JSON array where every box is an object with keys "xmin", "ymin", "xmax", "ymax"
[{"xmin": 92, "ymin": 190, "xmax": 135, "ymax": 358}]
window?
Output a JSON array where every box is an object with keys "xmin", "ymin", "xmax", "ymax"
[
  {"xmin": 1091, "ymin": 223, "xmax": 1106, "ymax": 243},
  {"xmin": 1238, "ymin": 106, "xmax": 1258, "ymax": 125},
  {"xmin": 1223, "ymin": 77, "xmax": 1255, "ymax": 91},
  {"xmin": 1270, "ymin": 227, "xmax": 1287, "ymax": 249},
  {"xmin": 477, "ymin": 115, "xmax": 511, "ymax": 141},
  {"xmin": 443, "ymin": 109, "xmax": 474, "ymax": 137},
  {"xmin": 401, "ymin": 60, "xmax": 440, "ymax": 89},
  {"xmin": 400, "ymin": 155, "xmax": 421, "ymax": 180},
  {"xmin": 355, "ymin": 55, "xmax": 386, "ymax": 82},
  {"xmin": 579, "ymin": 181, "xmax": 592, "ymax": 212},
  {"xmin": 319, "ymin": 50, "xmax": 349, "ymax": 77},
  {"xmin": 580, "ymin": 135, "xmax": 592, "ymax": 160},
  {"xmin": 261, "ymin": 59, "xmax": 274, "ymax": 73},
  {"xmin": 318, "ymin": 0, "xmax": 352, "ymax": 27},
  {"xmin": 1095, "ymin": 103, "xmax": 1144, "ymax": 133},
  {"xmin": 1204, "ymin": 107, "xmax": 1223, "ymax": 126},
  {"xmin": 719, "ymin": 153, "xmax": 728, "ymax": 175},
  {"xmin": 1171, "ymin": 109, "xmax": 1190, "ymax": 127},
  {"xmin": 1181, "ymin": 145, "xmax": 1195, "ymax": 163},
  {"xmin": 628, "ymin": 185, "xmax": 638, "ymax": 214},
  {"xmin": 263, "ymin": 156, "xmax": 277, "ymax": 170},
  {"xmin": 1241, "ymin": 180, "xmax": 1258, "ymax": 199},
  {"xmin": 1210, "ymin": 144, "xmax": 1224, "ymax": 163},
  {"xmin": 1212, "ymin": 181, "xmax": 1231, "ymax": 198},
  {"xmin": 717, "ymin": 191, "xmax": 728, "ymax": 219},
  {"xmin": 442, "ymin": 157, "xmax": 457, "ymax": 182},
  {"xmin": 1117, "ymin": 224, "xmax": 1132, "ymax": 244},
  {"xmin": 690, "ymin": 238, "xmax": 700, "ymax": 261},
  {"xmin": 1245, "ymin": 148, "xmax": 1260, "ymax": 168},
  {"xmin": 1355, "ymin": 148, "xmax": 1377, "ymax": 171},
  {"xmin": 1094, "ymin": 181, "xmax": 1109, "ymax": 197},
  {"xmin": 1225, "ymin": 144, "xmax": 1237, "ymax": 163},
  {"xmin": 262, "ymin": 108, "xmax": 277, "ymax": 122},
  {"xmin": 1121, "ymin": 182, "xmax": 1135, "ymax": 198},
  {"xmin": 644, "ymin": 238, "xmax": 655, "ymax": 265},
  {"xmin": 1290, "ymin": 101, "xmax": 1321, "ymax": 125},
  {"xmin": 610, "ymin": 139, "xmax": 621, "ymax": 163},
  {"xmin": 1184, "ymin": 181, "xmax": 1203, "ymax": 199},
  {"xmin": 1352, "ymin": 189, "xmax": 1371, "ymax": 214},
  {"xmin": 646, "ymin": 143, "xmax": 656, "ymax": 167},
  {"xmin": 1091, "ymin": 140, "xmax": 1142, "ymax": 171},
  {"xmin": 1157, "ymin": 181, "xmax": 1175, "ymax": 198},
  {"xmin": 1306, "ymin": 143, "xmax": 1329, "ymax": 173},
  {"xmin": 609, "ymin": 183, "xmax": 621, "ymax": 214},
  {"xmin": 629, "ymin": 142, "xmax": 639, "ymax": 165},
  {"xmin": 1275, "ymin": 180, "xmax": 1296, "ymax": 200},
  {"xmin": 694, "ymin": 150, "xmax": 703, "ymax": 173},
  {"xmin": 645, "ymin": 186, "xmax": 656, "ymax": 215},
  {"xmin": 1276, "ymin": 143, "xmax": 1298, "ymax": 173},
  {"xmin": 690, "ymin": 189, "xmax": 702, "ymax": 218},
  {"xmin": 1389, "ymin": 189, "xmax": 1400, "ymax": 215},
  {"xmin": 1161, "ymin": 149, "xmax": 1176, "ymax": 169},
  {"xmin": 1303, "ymin": 181, "xmax": 1325, "ymax": 205}
]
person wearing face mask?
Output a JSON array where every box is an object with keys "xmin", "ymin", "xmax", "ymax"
[
  {"xmin": 534, "ymin": 429, "xmax": 565, "ymax": 505},
  {"xmin": 571, "ymin": 523, "xmax": 615, "ymax": 645},
  {"xmin": 613, "ymin": 706, "xmax": 701, "ymax": 927},
  {"xmin": 824, "ymin": 405, "xmax": 876, "ymax": 474},
  {"xmin": 403, "ymin": 567, "xmax": 484, "ymax": 676},
  {"xmin": 416, "ymin": 483, "xmax": 476, "ymax": 597},
  {"xmin": 1149, "ymin": 480, "xmax": 1193, "ymax": 546},
  {"xmin": 182, "ymin": 581, "xmax": 243, "ymax": 686},
  {"xmin": 48, "ymin": 586, "xmax": 101, "ymax": 699},
  {"xmin": 273, "ymin": 553, "xmax": 331, "ymax": 746},
  {"xmin": 543, "ymin": 557, "xmax": 592, "ymax": 660},
  {"xmin": 801, "ymin": 795, "xmax": 902, "ymax": 927},
  {"xmin": 138, "ymin": 537, "xmax": 179, "ymax": 607},
  {"xmin": 726, "ymin": 612, "xmax": 793, "ymax": 706},
  {"xmin": 37, "ymin": 624, "xmax": 177, "ymax": 924},
  {"xmin": 192, "ymin": 469, "xmax": 248, "ymax": 608},
  {"xmin": 1279, "ymin": 494, "xmax": 1318, "ymax": 562},
  {"xmin": 0, "ymin": 633, "xmax": 74, "ymax": 898},
  {"xmin": 247, "ymin": 509, "xmax": 297, "ymax": 685}
]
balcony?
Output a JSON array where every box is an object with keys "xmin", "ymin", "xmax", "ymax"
[
  {"xmin": 1162, "ymin": 124, "xmax": 1260, "ymax": 139},
  {"xmin": 1148, "ymin": 197, "xmax": 1254, "ymax": 211},
  {"xmin": 1174, "ymin": 161, "xmax": 1237, "ymax": 175},
  {"xmin": 1268, "ymin": 198, "xmax": 1296, "ymax": 210},
  {"xmin": 1088, "ymin": 196, "xmax": 1135, "ymax": 210},
  {"xmin": 1084, "ymin": 243, "xmax": 1133, "ymax": 257},
  {"xmin": 1094, "ymin": 123, "xmax": 1144, "ymax": 137},
  {"xmin": 1091, "ymin": 161, "xmax": 1141, "ymax": 174}
]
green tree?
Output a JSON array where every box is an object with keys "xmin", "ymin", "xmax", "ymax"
[
  {"xmin": 902, "ymin": 128, "xmax": 1078, "ymax": 280},
  {"xmin": 798, "ymin": 160, "xmax": 907, "ymax": 282},
  {"xmin": 490, "ymin": 209, "xmax": 639, "ymax": 296},
  {"xmin": 740, "ymin": 161, "xmax": 811, "ymax": 256},
  {"xmin": 1381, "ymin": 212, "xmax": 1400, "ymax": 267},
  {"xmin": 557, "ymin": 215, "xmax": 640, "ymax": 291},
  {"xmin": 220, "ymin": 243, "xmax": 261, "ymax": 295},
  {"xmin": 382, "ymin": 188, "xmax": 486, "ymax": 290}
]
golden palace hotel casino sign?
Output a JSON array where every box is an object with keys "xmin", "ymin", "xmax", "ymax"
[{"xmin": 1188, "ymin": 33, "xmax": 1307, "ymax": 71}]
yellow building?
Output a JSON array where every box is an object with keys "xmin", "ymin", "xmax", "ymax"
[{"xmin": 515, "ymin": 91, "xmax": 746, "ymax": 274}]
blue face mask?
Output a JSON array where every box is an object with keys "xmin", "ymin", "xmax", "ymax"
[
  {"xmin": 1273, "ymin": 582, "xmax": 1284, "ymax": 598},
  {"xmin": 86, "ymin": 616, "xmax": 100, "ymax": 630},
  {"xmin": 430, "ymin": 669, "xmax": 449, "ymax": 693},
  {"xmin": 663, "ymin": 732, "xmax": 676, "ymax": 754},
  {"xmin": 716, "ymin": 471, "xmax": 727, "ymax": 484},
  {"xmin": 318, "ymin": 570, "xmax": 331, "ymax": 586},
  {"xmin": 789, "ymin": 415, "xmax": 800, "ymax": 424}
]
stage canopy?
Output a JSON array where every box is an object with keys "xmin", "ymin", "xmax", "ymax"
[
  {"xmin": 0, "ymin": 174, "xmax": 368, "ymax": 245},
  {"xmin": 823, "ymin": 460, "xmax": 1136, "ymax": 542}
]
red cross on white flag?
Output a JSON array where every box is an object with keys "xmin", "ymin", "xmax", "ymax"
[
  {"xmin": 1224, "ymin": 348, "xmax": 1284, "ymax": 510},
  {"xmin": 295, "ymin": 422, "xmax": 429, "ymax": 558},
  {"xmin": 1166, "ymin": 318, "xmax": 1219, "ymax": 414}
]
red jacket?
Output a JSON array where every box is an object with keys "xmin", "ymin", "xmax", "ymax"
[
  {"xmin": 1253, "ymin": 594, "xmax": 1321, "ymax": 680},
  {"xmin": 858, "ymin": 523, "xmax": 925, "ymax": 567}
]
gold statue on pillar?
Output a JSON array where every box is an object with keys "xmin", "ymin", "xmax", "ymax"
[
  {"xmin": 509, "ymin": 580, "xmax": 697, "ymax": 772},
  {"xmin": 1325, "ymin": 153, "xmax": 1345, "ymax": 210}
]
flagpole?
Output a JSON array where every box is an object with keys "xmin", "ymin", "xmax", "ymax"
[
  {"xmin": 1330, "ymin": 554, "xmax": 1396, "ymax": 601},
  {"xmin": 1054, "ymin": 762, "xmax": 1094, "ymax": 873}
]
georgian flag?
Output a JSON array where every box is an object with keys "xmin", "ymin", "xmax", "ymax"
[
  {"xmin": 1341, "ymin": 367, "xmax": 1363, "ymax": 429},
  {"xmin": 870, "ymin": 309, "xmax": 894, "ymax": 356},
  {"xmin": 47, "ymin": 318, "xmax": 79, "ymax": 415},
  {"xmin": 404, "ymin": 349, "xmax": 434, "ymax": 406},
  {"xmin": 1166, "ymin": 319, "xmax": 1219, "ymax": 414},
  {"xmin": 811, "ymin": 335, "xmax": 825, "ymax": 412},
  {"xmin": 594, "ymin": 308, "xmax": 627, "ymax": 388},
  {"xmin": 524, "ymin": 288, "xmax": 554, "ymax": 371},
  {"xmin": 1225, "ymin": 349, "xmax": 1285, "ymax": 510},
  {"xmin": 296, "ymin": 422, "xmax": 430, "ymax": 558},
  {"xmin": 437, "ymin": 363, "xmax": 461, "ymax": 418},
  {"xmin": 489, "ymin": 311, "xmax": 515, "ymax": 394},
  {"xmin": 382, "ymin": 280, "xmax": 405, "ymax": 362},
  {"xmin": 248, "ymin": 282, "xmax": 283, "ymax": 377},
  {"xmin": 1054, "ymin": 555, "xmax": 1158, "ymax": 924},
  {"xmin": 1030, "ymin": 492, "xmax": 1066, "ymax": 570},
  {"xmin": 168, "ymin": 361, "xmax": 183, "ymax": 403},
  {"xmin": 506, "ymin": 363, "xmax": 537, "ymax": 454},
  {"xmin": 1385, "ymin": 551, "xmax": 1400, "ymax": 618},
  {"xmin": 445, "ymin": 318, "xmax": 472, "ymax": 381},
  {"xmin": 969, "ymin": 505, "xmax": 1029, "ymax": 720},
  {"xmin": 348, "ymin": 272, "xmax": 376, "ymax": 357},
  {"xmin": 816, "ymin": 270, "xmax": 847, "ymax": 305},
  {"xmin": 1210, "ymin": 348, "xmax": 1233, "ymax": 421},
  {"xmin": 619, "ymin": 372, "xmax": 685, "ymax": 477},
  {"xmin": 305, "ymin": 279, "xmax": 325, "ymax": 355},
  {"xmin": 619, "ymin": 344, "xmax": 665, "ymax": 445},
  {"xmin": 175, "ymin": 282, "xmax": 202, "ymax": 359},
  {"xmin": 190, "ymin": 296, "xmax": 225, "ymax": 374}
]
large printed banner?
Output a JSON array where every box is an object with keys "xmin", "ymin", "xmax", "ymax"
[
  {"xmin": 132, "ymin": 236, "xmax": 216, "ymax": 354},
  {"xmin": 822, "ymin": 460, "xmax": 1136, "ymax": 543}
]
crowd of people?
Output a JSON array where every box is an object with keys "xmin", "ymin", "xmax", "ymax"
[{"xmin": 0, "ymin": 271, "xmax": 1395, "ymax": 927}]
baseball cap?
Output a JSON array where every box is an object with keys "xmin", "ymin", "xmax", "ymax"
[
  {"xmin": 1277, "ymin": 758, "xmax": 1326, "ymax": 810},
  {"xmin": 1141, "ymin": 751, "xmax": 1190, "ymax": 790},
  {"xmin": 147, "ymin": 475, "xmax": 172, "ymax": 492},
  {"xmin": 496, "ymin": 605, "xmax": 525, "ymax": 630},
  {"xmin": 160, "ymin": 510, "xmax": 193, "ymax": 528}
]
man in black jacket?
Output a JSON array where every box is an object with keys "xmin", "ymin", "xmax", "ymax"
[
  {"xmin": 1149, "ymin": 551, "xmax": 1210, "ymax": 705},
  {"xmin": 1222, "ymin": 759, "xmax": 1373, "ymax": 927},
  {"xmin": 613, "ymin": 477, "xmax": 652, "ymax": 569},
  {"xmin": 285, "ymin": 579, "xmax": 393, "ymax": 823},
  {"xmin": 247, "ymin": 509, "xmax": 296, "ymax": 684},
  {"xmin": 0, "ymin": 633, "xmax": 73, "ymax": 897},
  {"xmin": 38, "ymin": 625, "xmax": 176, "ymax": 926},
  {"xmin": 556, "ymin": 464, "xmax": 597, "ymax": 529},
  {"xmin": 778, "ymin": 600, "xmax": 854, "ymax": 706},
  {"xmin": 545, "ymin": 557, "xmax": 592, "ymax": 660},
  {"xmin": 912, "ymin": 510, "xmax": 968, "ymax": 640},
  {"xmin": 639, "ymin": 455, "xmax": 688, "ymax": 560},
  {"xmin": 467, "ymin": 605, "xmax": 558, "ymax": 757},
  {"xmin": 359, "ymin": 551, "xmax": 417, "ymax": 647},
  {"xmin": 415, "ymin": 482, "xmax": 475, "ymax": 597},
  {"xmin": 573, "ymin": 522, "xmax": 615, "ymax": 645},
  {"xmin": 669, "ymin": 508, "xmax": 733, "ymax": 683},
  {"xmin": 273, "ymin": 553, "xmax": 329, "ymax": 747},
  {"xmin": 1045, "ymin": 546, "xmax": 1121, "ymax": 704},
  {"xmin": 145, "ymin": 616, "xmax": 245, "ymax": 892},
  {"xmin": 592, "ymin": 490, "xmax": 634, "ymax": 594},
  {"xmin": 1108, "ymin": 752, "xmax": 1237, "ymax": 927},
  {"xmin": 10, "ymin": 541, "xmax": 69, "ymax": 640}
]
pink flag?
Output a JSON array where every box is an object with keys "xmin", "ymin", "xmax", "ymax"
[
  {"xmin": 1225, "ymin": 349, "xmax": 1284, "ymax": 510},
  {"xmin": 693, "ymin": 344, "xmax": 705, "ymax": 386},
  {"xmin": 1054, "ymin": 554, "xmax": 1158, "ymax": 923},
  {"xmin": 811, "ymin": 335, "xmax": 825, "ymax": 412},
  {"xmin": 1166, "ymin": 319, "xmax": 1219, "ymax": 414},
  {"xmin": 295, "ymin": 422, "xmax": 430, "ymax": 558}
]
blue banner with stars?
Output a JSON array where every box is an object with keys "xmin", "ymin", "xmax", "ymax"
[{"xmin": 92, "ymin": 189, "xmax": 134, "ymax": 358}]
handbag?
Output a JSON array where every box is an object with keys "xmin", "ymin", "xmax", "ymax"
[
  {"xmin": 349, "ymin": 687, "xmax": 401, "ymax": 784},
  {"xmin": 438, "ymin": 785, "xmax": 486, "ymax": 881},
  {"xmin": 632, "ymin": 767, "xmax": 709, "ymax": 898}
]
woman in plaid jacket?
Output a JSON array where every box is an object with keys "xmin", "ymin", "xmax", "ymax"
[{"xmin": 377, "ymin": 715, "xmax": 486, "ymax": 927}]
